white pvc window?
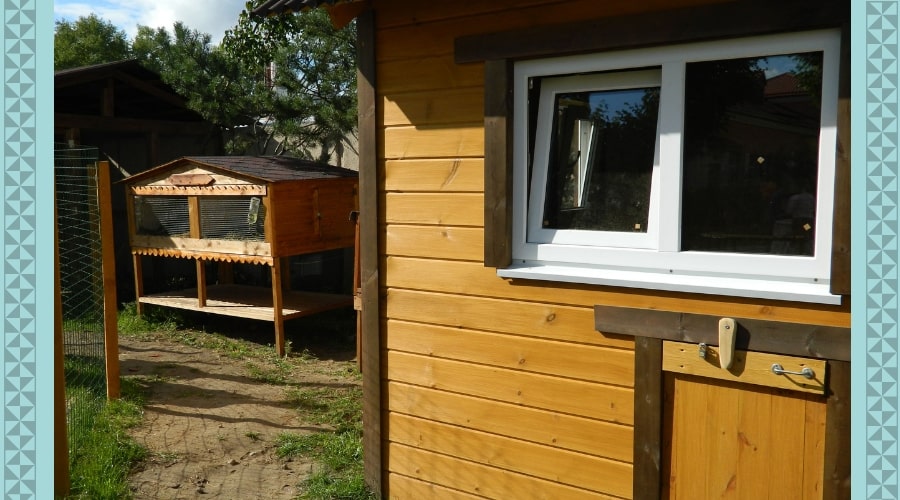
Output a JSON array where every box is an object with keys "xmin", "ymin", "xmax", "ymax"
[{"xmin": 504, "ymin": 30, "xmax": 842, "ymax": 304}]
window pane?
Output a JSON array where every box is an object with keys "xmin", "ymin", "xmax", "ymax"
[
  {"xmin": 681, "ymin": 52, "xmax": 823, "ymax": 256},
  {"xmin": 541, "ymin": 87, "xmax": 660, "ymax": 233}
]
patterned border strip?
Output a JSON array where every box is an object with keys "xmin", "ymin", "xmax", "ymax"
[
  {"xmin": 3, "ymin": 0, "xmax": 38, "ymax": 498},
  {"xmin": 865, "ymin": 2, "xmax": 900, "ymax": 498}
]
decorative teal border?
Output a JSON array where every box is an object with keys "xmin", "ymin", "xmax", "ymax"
[
  {"xmin": 857, "ymin": 1, "xmax": 900, "ymax": 498},
  {"xmin": 1, "ymin": 0, "xmax": 51, "ymax": 498}
]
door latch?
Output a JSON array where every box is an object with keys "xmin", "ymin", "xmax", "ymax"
[{"xmin": 718, "ymin": 318, "xmax": 736, "ymax": 370}]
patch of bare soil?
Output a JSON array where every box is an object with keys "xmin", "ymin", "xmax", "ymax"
[{"xmin": 120, "ymin": 313, "xmax": 359, "ymax": 500}]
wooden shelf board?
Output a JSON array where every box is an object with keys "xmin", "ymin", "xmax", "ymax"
[{"xmin": 138, "ymin": 284, "xmax": 352, "ymax": 322}]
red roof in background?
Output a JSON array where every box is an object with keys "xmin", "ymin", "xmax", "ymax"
[{"xmin": 765, "ymin": 72, "xmax": 803, "ymax": 98}]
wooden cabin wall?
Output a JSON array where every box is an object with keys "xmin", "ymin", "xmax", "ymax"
[{"xmin": 371, "ymin": 0, "xmax": 851, "ymax": 498}]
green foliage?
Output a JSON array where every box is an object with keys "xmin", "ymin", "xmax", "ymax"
[
  {"xmin": 221, "ymin": 3, "xmax": 358, "ymax": 158},
  {"xmin": 54, "ymin": 14, "xmax": 131, "ymax": 70}
]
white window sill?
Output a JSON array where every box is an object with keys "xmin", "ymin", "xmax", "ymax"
[{"xmin": 497, "ymin": 262, "xmax": 842, "ymax": 305}]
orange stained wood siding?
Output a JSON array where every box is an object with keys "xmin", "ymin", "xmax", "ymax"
[
  {"xmin": 387, "ymin": 443, "xmax": 624, "ymax": 499},
  {"xmin": 383, "ymin": 159, "xmax": 484, "ymax": 192},
  {"xmin": 389, "ymin": 413, "xmax": 633, "ymax": 498},
  {"xmin": 386, "ymin": 381, "xmax": 633, "ymax": 462},
  {"xmin": 372, "ymin": 0, "xmax": 850, "ymax": 498}
]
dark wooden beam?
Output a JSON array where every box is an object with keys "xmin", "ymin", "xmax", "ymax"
[
  {"xmin": 355, "ymin": 7, "xmax": 382, "ymax": 496},
  {"xmin": 632, "ymin": 337, "xmax": 663, "ymax": 500},
  {"xmin": 455, "ymin": 0, "xmax": 848, "ymax": 64},
  {"xmin": 54, "ymin": 113, "xmax": 214, "ymax": 136},
  {"xmin": 830, "ymin": 23, "xmax": 851, "ymax": 296},
  {"xmin": 822, "ymin": 360, "xmax": 851, "ymax": 499},
  {"xmin": 594, "ymin": 306, "xmax": 850, "ymax": 361},
  {"xmin": 111, "ymin": 69, "xmax": 188, "ymax": 109},
  {"xmin": 483, "ymin": 59, "xmax": 513, "ymax": 268}
]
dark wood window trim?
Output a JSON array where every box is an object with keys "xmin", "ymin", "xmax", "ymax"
[
  {"xmin": 595, "ymin": 306, "xmax": 851, "ymax": 500},
  {"xmin": 469, "ymin": 0, "xmax": 850, "ymax": 296}
]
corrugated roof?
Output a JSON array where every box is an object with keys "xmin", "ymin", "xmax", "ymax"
[
  {"xmin": 125, "ymin": 156, "xmax": 357, "ymax": 185},
  {"xmin": 251, "ymin": 0, "xmax": 359, "ymax": 17}
]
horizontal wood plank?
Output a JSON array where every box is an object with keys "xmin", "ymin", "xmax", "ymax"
[
  {"xmin": 387, "ymin": 443, "xmax": 620, "ymax": 499},
  {"xmin": 386, "ymin": 473, "xmax": 481, "ymax": 500},
  {"xmin": 378, "ymin": 56, "xmax": 483, "ymax": 94},
  {"xmin": 387, "ymin": 319, "xmax": 633, "ymax": 385},
  {"xmin": 382, "ymin": 124, "xmax": 484, "ymax": 159},
  {"xmin": 594, "ymin": 305, "xmax": 851, "ymax": 360},
  {"xmin": 662, "ymin": 341, "xmax": 827, "ymax": 394},
  {"xmin": 384, "ymin": 159, "xmax": 484, "ymax": 192},
  {"xmin": 383, "ymin": 193, "xmax": 483, "ymax": 226},
  {"xmin": 131, "ymin": 235, "xmax": 271, "ymax": 258},
  {"xmin": 167, "ymin": 173, "xmax": 214, "ymax": 186},
  {"xmin": 385, "ymin": 381, "xmax": 633, "ymax": 461},
  {"xmin": 386, "ymin": 350, "xmax": 633, "ymax": 424},
  {"xmin": 385, "ymin": 256, "xmax": 852, "ymax": 326},
  {"xmin": 138, "ymin": 284, "xmax": 352, "ymax": 321},
  {"xmin": 388, "ymin": 413, "xmax": 632, "ymax": 498},
  {"xmin": 382, "ymin": 88, "xmax": 484, "ymax": 126},
  {"xmin": 386, "ymin": 288, "xmax": 633, "ymax": 349},
  {"xmin": 376, "ymin": 0, "xmax": 705, "ymax": 62},
  {"xmin": 384, "ymin": 225, "xmax": 483, "ymax": 261}
]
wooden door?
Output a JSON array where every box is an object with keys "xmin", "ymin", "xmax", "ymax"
[{"xmin": 661, "ymin": 341, "xmax": 828, "ymax": 499}]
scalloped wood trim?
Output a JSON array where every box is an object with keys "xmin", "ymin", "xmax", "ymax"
[
  {"xmin": 131, "ymin": 184, "xmax": 267, "ymax": 196},
  {"xmin": 132, "ymin": 248, "xmax": 273, "ymax": 266}
]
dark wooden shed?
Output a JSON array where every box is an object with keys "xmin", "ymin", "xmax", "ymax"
[{"xmin": 123, "ymin": 156, "xmax": 359, "ymax": 355}]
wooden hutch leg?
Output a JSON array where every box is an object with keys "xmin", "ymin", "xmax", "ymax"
[
  {"xmin": 271, "ymin": 258, "xmax": 286, "ymax": 356},
  {"xmin": 196, "ymin": 260, "xmax": 207, "ymax": 307},
  {"xmin": 133, "ymin": 253, "xmax": 144, "ymax": 316}
]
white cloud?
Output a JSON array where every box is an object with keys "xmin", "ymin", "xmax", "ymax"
[{"xmin": 54, "ymin": 0, "xmax": 249, "ymax": 45}]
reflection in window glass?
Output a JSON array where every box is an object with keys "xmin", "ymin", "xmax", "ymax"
[
  {"xmin": 542, "ymin": 87, "xmax": 660, "ymax": 233},
  {"xmin": 681, "ymin": 52, "xmax": 823, "ymax": 256}
]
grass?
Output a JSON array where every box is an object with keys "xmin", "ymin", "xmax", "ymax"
[
  {"xmin": 64, "ymin": 359, "xmax": 147, "ymax": 500},
  {"xmin": 277, "ymin": 386, "xmax": 372, "ymax": 499}
]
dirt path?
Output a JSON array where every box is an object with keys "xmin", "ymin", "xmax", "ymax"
[{"xmin": 119, "ymin": 323, "xmax": 358, "ymax": 500}]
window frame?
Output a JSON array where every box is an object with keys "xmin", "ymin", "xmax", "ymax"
[{"xmin": 503, "ymin": 29, "xmax": 843, "ymax": 304}]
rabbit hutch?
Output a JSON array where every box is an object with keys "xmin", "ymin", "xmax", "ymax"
[{"xmin": 123, "ymin": 156, "xmax": 358, "ymax": 355}]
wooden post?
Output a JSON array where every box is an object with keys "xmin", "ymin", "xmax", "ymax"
[
  {"xmin": 196, "ymin": 260, "xmax": 207, "ymax": 307},
  {"xmin": 271, "ymin": 258, "xmax": 286, "ymax": 356},
  {"xmin": 356, "ymin": 8, "xmax": 383, "ymax": 494},
  {"xmin": 54, "ymin": 199, "xmax": 70, "ymax": 497},
  {"xmin": 97, "ymin": 161, "xmax": 120, "ymax": 399},
  {"xmin": 125, "ymin": 188, "xmax": 143, "ymax": 316},
  {"xmin": 351, "ymin": 211, "xmax": 362, "ymax": 372},
  {"xmin": 188, "ymin": 196, "xmax": 206, "ymax": 307},
  {"xmin": 132, "ymin": 254, "xmax": 144, "ymax": 316}
]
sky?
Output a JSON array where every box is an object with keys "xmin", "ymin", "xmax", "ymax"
[{"xmin": 53, "ymin": 0, "xmax": 249, "ymax": 45}]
